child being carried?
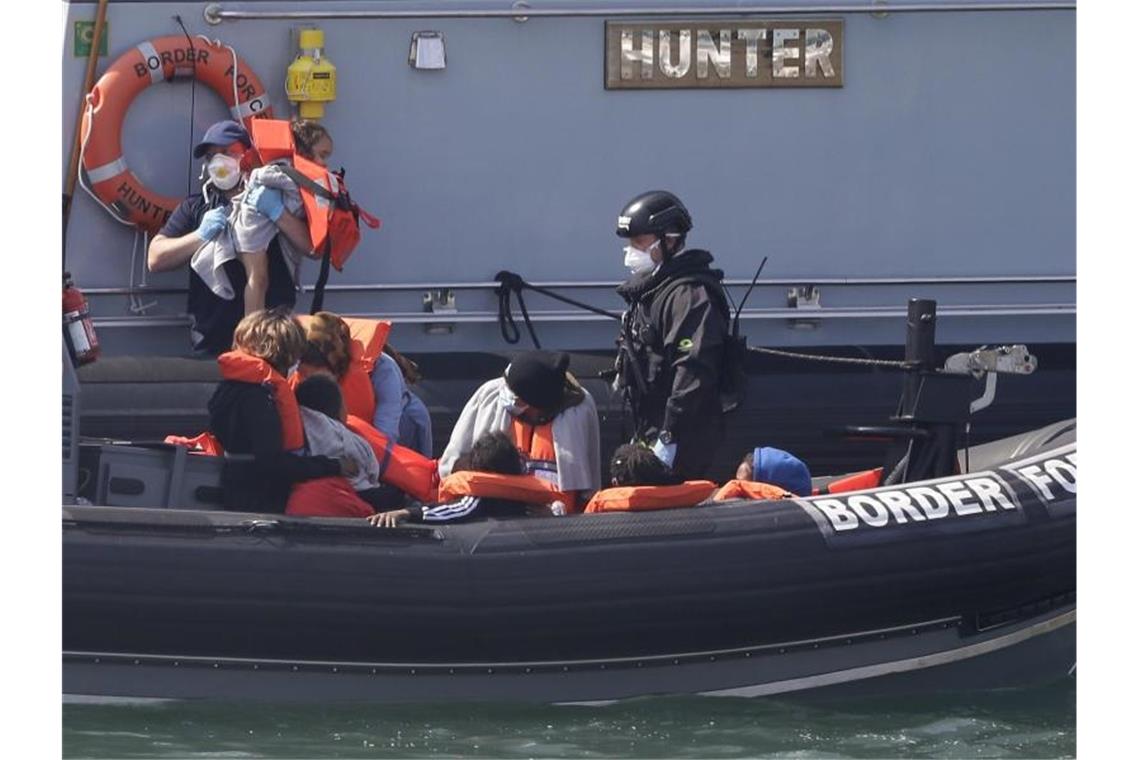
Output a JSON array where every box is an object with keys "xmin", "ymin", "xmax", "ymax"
[{"xmin": 233, "ymin": 120, "xmax": 334, "ymax": 315}]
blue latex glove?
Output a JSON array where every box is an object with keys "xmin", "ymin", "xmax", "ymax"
[
  {"xmin": 652, "ymin": 438, "xmax": 678, "ymax": 468},
  {"xmin": 246, "ymin": 185, "xmax": 285, "ymax": 222},
  {"xmin": 195, "ymin": 207, "xmax": 227, "ymax": 241}
]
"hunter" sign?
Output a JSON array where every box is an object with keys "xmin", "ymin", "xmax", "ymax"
[{"xmin": 605, "ymin": 20, "xmax": 844, "ymax": 89}]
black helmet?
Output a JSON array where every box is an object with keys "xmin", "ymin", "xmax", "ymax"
[{"xmin": 616, "ymin": 190, "xmax": 693, "ymax": 239}]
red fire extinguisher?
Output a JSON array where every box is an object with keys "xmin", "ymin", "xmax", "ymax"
[{"xmin": 63, "ymin": 272, "xmax": 100, "ymax": 366}]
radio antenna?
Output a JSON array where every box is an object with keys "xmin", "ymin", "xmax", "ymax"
[{"xmin": 733, "ymin": 256, "xmax": 768, "ymax": 335}]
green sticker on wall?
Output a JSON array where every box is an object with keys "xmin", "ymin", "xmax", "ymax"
[{"xmin": 74, "ymin": 21, "xmax": 109, "ymax": 58}]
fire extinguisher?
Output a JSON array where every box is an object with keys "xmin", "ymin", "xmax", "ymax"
[{"xmin": 63, "ymin": 272, "xmax": 100, "ymax": 366}]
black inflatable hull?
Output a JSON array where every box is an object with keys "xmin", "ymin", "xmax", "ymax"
[{"xmin": 62, "ymin": 424, "xmax": 1076, "ymax": 703}]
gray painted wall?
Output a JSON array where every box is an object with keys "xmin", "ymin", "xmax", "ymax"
[{"xmin": 62, "ymin": 1, "xmax": 1075, "ymax": 355}]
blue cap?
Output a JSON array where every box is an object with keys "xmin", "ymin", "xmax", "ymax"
[
  {"xmin": 753, "ymin": 447, "xmax": 812, "ymax": 497},
  {"xmin": 192, "ymin": 120, "xmax": 252, "ymax": 158}
]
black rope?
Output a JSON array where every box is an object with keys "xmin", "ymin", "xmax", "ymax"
[
  {"xmin": 491, "ymin": 269, "xmax": 920, "ymax": 375},
  {"xmin": 494, "ymin": 271, "xmax": 541, "ymax": 347},
  {"xmin": 173, "ymin": 15, "xmax": 197, "ymax": 197},
  {"xmin": 494, "ymin": 270, "xmax": 622, "ymax": 349}
]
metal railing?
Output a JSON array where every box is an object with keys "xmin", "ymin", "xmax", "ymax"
[
  {"xmin": 205, "ymin": 1, "xmax": 1076, "ymax": 24},
  {"xmin": 83, "ymin": 274, "xmax": 1075, "ymax": 298},
  {"xmin": 92, "ymin": 301, "xmax": 1074, "ymax": 329}
]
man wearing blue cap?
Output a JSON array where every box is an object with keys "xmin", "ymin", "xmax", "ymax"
[{"xmin": 146, "ymin": 120, "xmax": 310, "ymax": 354}]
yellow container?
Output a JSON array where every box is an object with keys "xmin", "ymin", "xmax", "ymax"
[{"xmin": 286, "ymin": 27, "xmax": 336, "ymax": 119}]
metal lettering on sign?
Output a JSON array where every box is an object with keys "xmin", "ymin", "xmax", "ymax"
[{"xmin": 605, "ymin": 20, "xmax": 843, "ymax": 90}]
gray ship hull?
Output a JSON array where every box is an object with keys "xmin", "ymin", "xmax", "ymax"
[{"xmin": 62, "ymin": 0, "xmax": 1075, "ymax": 358}]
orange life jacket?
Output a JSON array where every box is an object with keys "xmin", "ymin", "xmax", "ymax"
[
  {"xmin": 437, "ymin": 471, "xmax": 561, "ymax": 506},
  {"xmin": 295, "ymin": 315, "xmax": 392, "ymax": 421},
  {"xmin": 250, "ymin": 119, "xmax": 379, "ymax": 271},
  {"xmin": 713, "ymin": 480, "xmax": 793, "ymax": 501},
  {"xmin": 163, "ymin": 431, "xmax": 224, "ymax": 456},
  {"xmin": 820, "ymin": 467, "xmax": 883, "ymax": 494},
  {"xmin": 216, "ymin": 350, "xmax": 305, "ymax": 451},
  {"xmin": 345, "ymin": 415, "xmax": 439, "ymax": 503},
  {"xmin": 509, "ymin": 418, "xmax": 580, "ymax": 512},
  {"xmin": 584, "ymin": 481, "xmax": 718, "ymax": 513}
]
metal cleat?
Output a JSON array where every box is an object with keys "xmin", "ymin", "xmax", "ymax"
[
  {"xmin": 943, "ymin": 345, "xmax": 1038, "ymax": 415},
  {"xmin": 944, "ymin": 344, "xmax": 1037, "ymax": 377}
]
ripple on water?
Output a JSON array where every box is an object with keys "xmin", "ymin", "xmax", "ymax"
[{"xmin": 62, "ymin": 681, "xmax": 1076, "ymax": 759}]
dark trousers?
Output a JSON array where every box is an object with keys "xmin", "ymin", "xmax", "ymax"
[{"xmin": 672, "ymin": 417, "xmax": 725, "ymax": 480}]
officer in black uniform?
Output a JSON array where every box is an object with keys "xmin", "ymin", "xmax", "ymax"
[{"xmin": 613, "ymin": 190, "xmax": 731, "ymax": 479}]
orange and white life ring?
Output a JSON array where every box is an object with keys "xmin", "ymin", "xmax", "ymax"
[{"xmin": 78, "ymin": 35, "xmax": 275, "ymax": 233}]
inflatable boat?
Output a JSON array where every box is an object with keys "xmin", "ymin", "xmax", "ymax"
[
  {"xmin": 62, "ymin": 300, "xmax": 1075, "ymax": 703},
  {"xmin": 63, "ymin": 418, "xmax": 1075, "ymax": 704}
]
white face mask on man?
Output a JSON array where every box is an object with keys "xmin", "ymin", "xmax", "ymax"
[
  {"xmin": 623, "ymin": 239, "xmax": 660, "ymax": 275},
  {"xmin": 205, "ymin": 153, "xmax": 243, "ymax": 191}
]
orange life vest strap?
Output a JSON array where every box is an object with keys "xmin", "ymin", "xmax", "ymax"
[
  {"xmin": 216, "ymin": 351, "xmax": 305, "ymax": 451},
  {"xmin": 822, "ymin": 467, "xmax": 884, "ymax": 494},
  {"xmin": 345, "ymin": 415, "xmax": 439, "ymax": 503},
  {"xmin": 584, "ymin": 481, "xmax": 718, "ymax": 513},
  {"xmin": 713, "ymin": 480, "xmax": 792, "ymax": 502},
  {"xmin": 164, "ymin": 432, "xmax": 224, "ymax": 457},
  {"xmin": 437, "ymin": 471, "xmax": 560, "ymax": 506}
]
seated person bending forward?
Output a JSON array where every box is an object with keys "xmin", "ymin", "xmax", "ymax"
[
  {"xmin": 289, "ymin": 374, "xmax": 406, "ymax": 516},
  {"xmin": 371, "ymin": 432, "xmax": 560, "ymax": 527},
  {"xmin": 299, "ymin": 311, "xmax": 433, "ymax": 457},
  {"xmin": 207, "ymin": 308, "xmax": 351, "ymax": 513},
  {"xmin": 438, "ymin": 351, "xmax": 600, "ymax": 511}
]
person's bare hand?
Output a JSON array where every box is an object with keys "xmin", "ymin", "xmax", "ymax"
[{"xmin": 367, "ymin": 509, "xmax": 410, "ymax": 528}]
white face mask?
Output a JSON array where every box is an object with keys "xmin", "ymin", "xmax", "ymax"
[
  {"xmin": 623, "ymin": 240, "xmax": 659, "ymax": 275},
  {"xmin": 206, "ymin": 154, "xmax": 242, "ymax": 191},
  {"xmin": 497, "ymin": 383, "xmax": 528, "ymax": 417}
]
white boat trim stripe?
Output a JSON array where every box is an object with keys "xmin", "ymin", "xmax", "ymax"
[{"xmin": 698, "ymin": 609, "xmax": 1075, "ymax": 698}]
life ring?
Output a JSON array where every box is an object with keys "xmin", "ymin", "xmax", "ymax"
[{"xmin": 78, "ymin": 35, "xmax": 275, "ymax": 233}]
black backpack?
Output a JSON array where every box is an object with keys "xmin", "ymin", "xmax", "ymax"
[{"xmin": 650, "ymin": 273, "xmax": 749, "ymax": 415}]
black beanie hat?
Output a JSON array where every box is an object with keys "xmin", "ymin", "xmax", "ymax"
[{"xmin": 504, "ymin": 351, "xmax": 570, "ymax": 412}]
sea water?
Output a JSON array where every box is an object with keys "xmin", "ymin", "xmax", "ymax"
[{"xmin": 62, "ymin": 678, "xmax": 1075, "ymax": 758}]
